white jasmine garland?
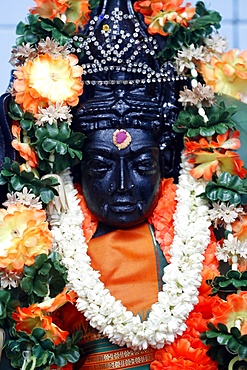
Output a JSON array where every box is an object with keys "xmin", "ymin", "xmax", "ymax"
[{"xmin": 51, "ymin": 155, "xmax": 211, "ymax": 350}]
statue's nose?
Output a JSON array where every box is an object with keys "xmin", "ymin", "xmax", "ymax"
[{"xmin": 117, "ymin": 157, "xmax": 133, "ymax": 193}]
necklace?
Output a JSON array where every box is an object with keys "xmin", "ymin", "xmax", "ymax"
[{"xmin": 51, "ymin": 154, "xmax": 211, "ymax": 350}]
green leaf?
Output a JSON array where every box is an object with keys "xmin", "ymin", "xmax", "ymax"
[
  {"xmin": 53, "ymin": 17, "xmax": 66, "ymax": 30},
  {"xmin": 42, "ymin": 138, "xmax": 57, "ymax": 152},
  {"xmin": 205, "ymin": 331, "xmax": 220, "ymax": 338},
  {"xmin": 217, "ymin": 323, "xmax": 229, "ymax": 333},
  {"xmin": 40, "ymin": 188, "xmax": 55, "ymax": 204},
  {"xmin": 46, "ymin": 123, "xmax": 59, "ymax": 138},
  {"xmin": 24, "ymin": 30, "xmax": 39, "ymax": 44},
  {"xmin": 63, "ymin": 346, "xmax": 80, "ymax": 363},
  {"xmin": 230, "ymin": 327, "xmax": 241, "ymax": 339},
  {"xmin": 20, "ymin": 276, "xmax": 34, "ymax": 294},
  {"xmin": 57, "ymin": 122, "xmax": 71, "ymax": 141},
  {"xmin": 199, "ymin": 126, "xmax": 216, "ymax": 137},
  {"xmin": 10, "ymin": 175, "xmax": 25, "ymax": 191},
  {"xmin": 227, "ymin": 336, "xmax": 241, "ymax": 352},
  {"xmin": 217, "ymin": 333, "xmax": 231, "ymax": 345},
  {"xmin": 239, "ymin": 345, "xmax": 247, "ymax": 358},
  {"xmin": 20, "ymin": 119, "xmax": 33, "ymax": 131},
  {"xmin": 55, "ymin": 355, "xmax": 67, "ymax": 367},
  {"xmin": 33, "ymin": 278, "xmax": 48, "ymax": 297},
  {"xmin": 227, "ymin": 270, "xmax": 241, "ymax": 279},
  {"xmin": 34, "ymin": 254, "xmax": 48, "ymax": 269},
  {"xmin": 55, "ymin": 141, "xmax": 68, "ymax": 155},
  {"xmin": 16, "ymin": 21, "xmax": 27, "ymax": 35},
  {"xmin": 32, "ymin": 327, "xmax": 46, "ymax": 341},
  {"xmin": 23, "ymin": 265, "xmax": 36, "ymax": 278}
]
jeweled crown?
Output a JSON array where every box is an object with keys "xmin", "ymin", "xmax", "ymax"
[{"xmin": 72, "ymin": 0, "xmax": 186, "ymax": 179}]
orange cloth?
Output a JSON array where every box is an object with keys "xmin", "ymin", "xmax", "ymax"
[{"xmin": 88, "ymin": 222, "xmax": 162, "ymax": 318}]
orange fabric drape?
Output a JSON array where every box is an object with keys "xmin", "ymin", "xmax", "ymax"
[{"xmin": 88, "ymin": 223, "xmax": 160, "ymax": 318}]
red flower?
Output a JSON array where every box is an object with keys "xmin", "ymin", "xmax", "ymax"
[{"xmin": 150, "ymin": 336, "xmax": 217, "ymax": 369}]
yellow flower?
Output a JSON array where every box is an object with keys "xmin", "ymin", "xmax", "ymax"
[
  {"xmin": 200, "ymin": 49, "xmax": 247, "ymax": 102},
  {"xmin": 13, "ymin": 53, "xmax": 83, "ymax": 114},
  {"xmin": 0, "ymin": 203, "xmax": 53, "ymax": 273}
]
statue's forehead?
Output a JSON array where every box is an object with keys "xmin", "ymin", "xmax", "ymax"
[{"xmin": 84, "ymin": 128, "xmax": 158, "ymax": 152}]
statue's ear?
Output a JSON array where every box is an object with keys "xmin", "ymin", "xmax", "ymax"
[
  {"xmin": 0, "ymin": 93, "xmax": 16, "ymax": 205},
  {"xmin": 159, "ymin": 131, "xmax": 184, "ymax": 183}
]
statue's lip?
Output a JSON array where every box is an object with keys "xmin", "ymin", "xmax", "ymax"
[{"xmin": 109, "ymin": 201, "xmax": 137, "ymax": 213}]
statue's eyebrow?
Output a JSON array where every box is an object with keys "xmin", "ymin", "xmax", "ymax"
[
  {"xmin": 86, "ymin": 147, "xmax": 114, "ymax": 158},
  {"xmin": 86, "ymin": 146, "xmax": 159, "ymax": 161}
]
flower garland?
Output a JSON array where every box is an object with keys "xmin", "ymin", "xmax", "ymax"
[
  {"xmin": 1, "ymin": 1, "xmax": 247, "ymax": 368},
  {"xmin": 51, "ymin": 153, "xmax": 211, "ymax": 350}
]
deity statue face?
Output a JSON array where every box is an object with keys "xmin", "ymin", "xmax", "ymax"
[{"xmin": 81, "ymin": 128, "xmax": 161, "ymax": 229}]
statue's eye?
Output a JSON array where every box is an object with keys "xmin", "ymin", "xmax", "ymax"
[
  {"xmin": 133, "ymin": 157, "xmax": 158, "ymax": 174},
  {"xmin": 87, "ymin": 158, "xmax": 111, "ymax": 175}
]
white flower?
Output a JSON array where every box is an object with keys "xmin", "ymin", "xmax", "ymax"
[
  {"xmin": 216, "ymin": 234, "xmax": 247, "ymax": 262},
  {"xmin": 36, "ymin": 102, "xmax": 73, "ymax": 126},
  {"xmin": 203, "ymin": 33, "xmax": 228, "ymax": 55},
  {"xmin": 3, "ymin": 187, "xmax": 42, "ymax": 209},
  {"xmin": 0, "ymin": 270, "xmax": 23, "ymax": 289},
  {"xmin": 174, "ymin": 44, "xmax": 206, "ymax": 74},
  {"xmin": 208, "ymin": 202, "xmax": 243, "ymax": 227}
]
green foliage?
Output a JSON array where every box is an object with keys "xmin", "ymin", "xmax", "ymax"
[
  {"xmin": 5, "ymin": 328, "xmax": 82, "ymax": 370},
  {"xmin": 0, "ymin": 157, "xmax": 59, "ymax": 204},
  {"xmin": 89, "ymin": 0, "xmax": 100, "ymax": 10},
  {"xmin": 157, "ymin": 1, "xmax": 221, "ymax": 62},
  {"xmin": 0, "ymin": 290, "xmax": 14, "ymax": 327},
  {"xmin": 201, "ymin": 323, "xmax": 247, "ymax": 365},
  {"xmin": 173, "ymin": 101, "xmax": 237, "ymax": 138},
  {"xmin": 53, "ymin": 331, "xmax": 82, "ymax": 367},
  {"xmin": 20, "ymin": 252, "xmax": 67, "ymax": 305},
  {"xmin": 34, "ymin": 122, "xmax": 84, "ymax": 173},
  {"xmin": 200, "ymin": 172, "xmax": 247, "ymax": 206},
  {"xmin": 207, "ymin": 270, "xmax": 247, "ymax": 295},
  {"xmin": 218, "ymin": 94, "xmax": 247, "ymax": 167},
  {"xmin": 15, "ymin": 14, "xmax": 76, "ymax": 47}
]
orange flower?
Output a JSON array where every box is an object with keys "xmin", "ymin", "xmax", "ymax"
[
  {"xmin": 150, "ymin": 336, "xmax": 217, "ymax": 369},
  {"xmin": 211, "ymin": 292, "xmax": 247, "ymax": 336},
  {"xmin": 11, "ymin": 123, "xmax": 38, "ymax": 168},
  {"xmin": 75, "ymin": 184, "xmax": 98, "ymax": 242},
  {"xmin": 185, "ymin": 130, "xmax": 241, "ymax": 155},
  {"xmin": 148, "ymin": 178, "xmax": 177, "ymax": 262},
  {"xmin": 30, "ymin": 0, "xmax": 90, "ymax": 28},
  {"xmin": 189, "ymin": 150, "xmax": 247, "ymax": 181},
  {"xmin": 29, "ymin": 0, "xmax": 68, "ymax": 19},
  {"xmin": 65, "ymin": 0, "xmax": 91, "ymax": 28},
  {"xmin": 12, "ymin": 288, "xmax": 76, "ymax": 345},
  {"xmin": 38, "ymin": 287, "xmax": 77, "ymax": 312},
  {"xmin": 232, "ymin": 215, "xmax": 247, "ymax": 241},
  {"xmin": 13, "ymin": 53, "xmax": 83, "ymax": 115},
  {"xmin": 134, "ymin": 0, "xmax": 169, "ymax": 16},
  {"xmin": 0, "ymin": 203, "xmax": 52, "ymax": 272},
  {"xmin": 200, "ymin": 49, "xmax": 247, "ymax": 102},
  {"xmin": 136, "ymin": 0, "xmax": 195, "ymax": 36}
]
